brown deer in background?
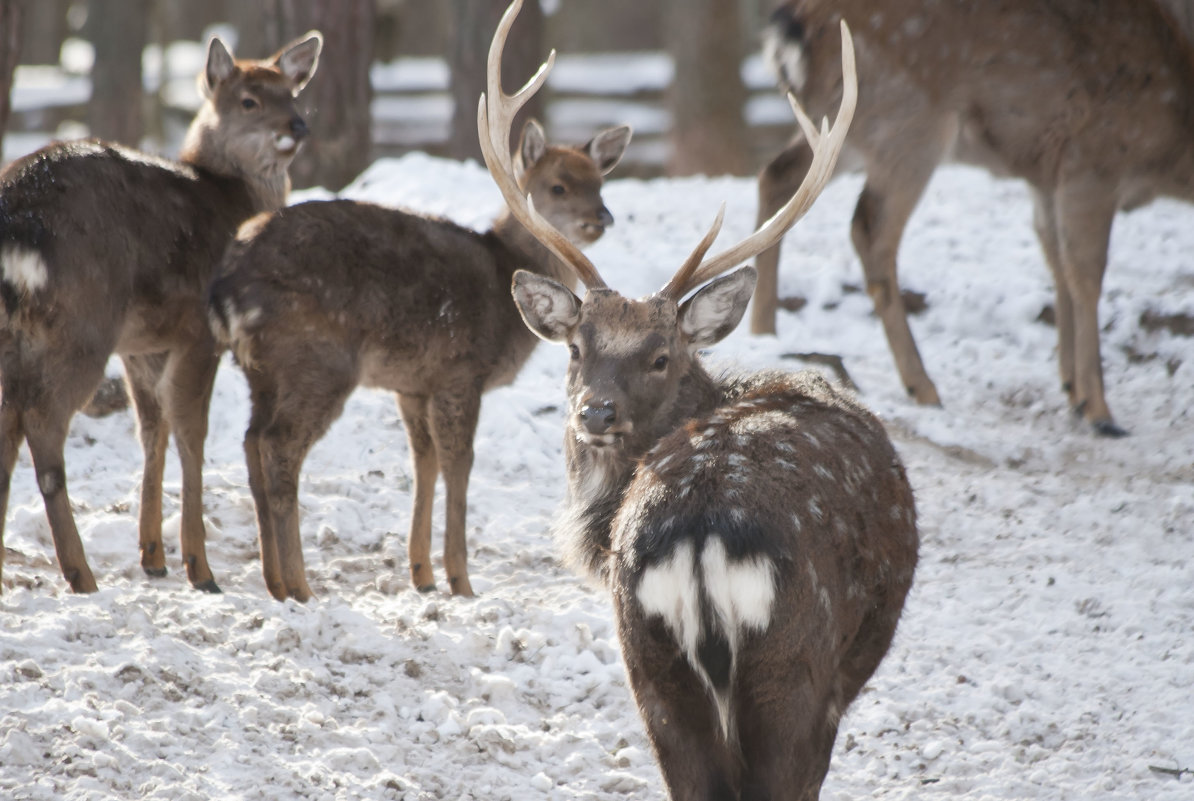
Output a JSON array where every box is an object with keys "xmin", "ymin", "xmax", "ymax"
[
  {"xmin": 484, "ymin": 3, "xmax": 917, "ymax": 797},
  {"xmin": 752, "ymin": 0, "xmax": 1194, "ymax": 436},
  {"xmin": 208, "ymin": 66, "xmax": 630, "ymax": 602},
  {"xmin": 0, "ymin": 32, "xmax": 322, "ymax": 593}
]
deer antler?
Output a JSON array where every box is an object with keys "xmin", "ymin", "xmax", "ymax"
[
  {"xmin": 478, "ymin": 0, "xmax": 607, "ymax": 290},
  {"xmin": 662, "ymin": 20, "xmax": 858, "ymax": 301}
]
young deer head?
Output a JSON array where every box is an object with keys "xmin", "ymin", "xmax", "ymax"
[
  {"xmin": 0, "ymin": 32, "xmax": 321, "ymax": 594},
  {"xmin": 752, "ymin": 0, "xmax": 1194, "ymax": 436},
  {"xmin": 207, "ymin": 5, "xmax": 629, "ymax": 602},
  {"xmin": 488, "ymin": 3, "xmax": 918, "ymax": 797}
]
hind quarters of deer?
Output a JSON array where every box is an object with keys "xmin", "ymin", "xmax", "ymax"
[
  {"xmin": 0, "ymin": 31, "xmax": 321, "ymax": 594},
  {"xmin": 486, "ymin": 2, "xmax": 918, "ymax": 797},
  {"xmin": 208, "ymin": 117, "xmax": 630, "ymax": 602}
]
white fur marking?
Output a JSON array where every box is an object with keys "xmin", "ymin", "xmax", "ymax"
[{"xmin": 1, "ymin": 246, "xmax": 49, "ymax": 293}]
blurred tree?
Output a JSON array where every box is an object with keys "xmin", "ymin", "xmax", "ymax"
[
  {"xmin": 87, "ymin": 0, "xmax": 151, "ymax": 146},
  {"xmin": 0, "ymin": 0, "xmax": 21, "ymax": 162},
  {"xmin": 18, "ymin": 0, "xmax": 68, "ymax": 65},
  {"xmin": 263, "ymin": 0, "xmax": 376, "ymax": 191},
  {"xmin": 665, "ymin": 0, "xmax": 750, "ymax": 176},
  {"xmin": 447, "ymin": 0, "xmax": 544, "ymax": 163}
]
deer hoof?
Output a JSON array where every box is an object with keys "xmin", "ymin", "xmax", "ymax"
[
  {"xmin": 143, "ymin": 566, "xmax": 168, "ymax": 578},
  {"xmin": 1092, "ymin": 419, "xmax": 1129, "ymax": 438},
  {"xmin": 192, "ymin": 578, "xmax": 223, "ymax": 594},
  {"xmin": 416, "ymin": 582, "xmax": 437, "ymax": 594}
]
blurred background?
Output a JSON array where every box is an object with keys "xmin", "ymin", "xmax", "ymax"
[{"xmin": 2, "ymin": 0, "xmax": 1194, "ymax": 191}]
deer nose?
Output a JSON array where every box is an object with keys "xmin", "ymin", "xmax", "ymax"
[
  {"xmin": 597, "ymin": 206, "xmax": 614, "ymax": 228},
  {"xmin": 579, "ymin": 401, "xmax": 617, "ymax": 435},
  {"xmin": 290, "ymin": 116, "xmax": 309, "ymax": 140}
]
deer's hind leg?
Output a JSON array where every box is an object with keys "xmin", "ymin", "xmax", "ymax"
[
  {"xmin": 0, "ymin": 394, "xmax": 24, "ymax": 589},
  {"xmin": 253, "ymin": 350, "xmax": 357, "ymax": 602},
  {"xmin": 429, "ymin": 387, "xmax": 481, "ymax": 597}
]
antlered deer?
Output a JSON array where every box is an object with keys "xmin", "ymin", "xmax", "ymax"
[
  {"xmin": 207, "ymin": 64, "xmax": 630, "ymax": 602},
  {"xmin": 752, "ymin": 0, "xmax": 1194, "ymax": 436},
  {"xmin": 483, "ymin": 2, "xmax": 917, "ymax": 797},
  {"xmin": 0, "ymin": 32, "xmax": 322, "ymax": 593}
]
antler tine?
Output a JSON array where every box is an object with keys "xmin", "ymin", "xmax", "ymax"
[
  {"xmin": 477, "ymin": 0, "xmax": 607, "ymax": 289},
  {"xmin": 669, "ymin": 19, "xmax": 858, "ymax": 298},
  {"xmin": 661, "ymin": 203, "xmax": 726, "ymax": 300}
]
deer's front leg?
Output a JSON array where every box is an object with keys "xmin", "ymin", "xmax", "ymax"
[{"xmin": 398, "ymin": 394, "xmax": 439, "ymax": 593}]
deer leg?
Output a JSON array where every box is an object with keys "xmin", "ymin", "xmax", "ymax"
[
  {"xmin": 24, "ymin": 408, "xmax": 97, "ymax": 593},
  {"xmin": 429, "ymin": 389, "xmax": 481, "ymax": 598},
  {"xmin": 0, "ymin": 398, "xmax": 24, "ymax": 588},
  {"xmin": 258, "ymin": 365, "xmax": 355, "ymax": 602},
  {"xmin": 397, "ymin": 394, "xmax": 439, "ymax": 593},
  {"xmin": 1030, "ymin": 188, "xmax": 1078, "ymax": 406},
  {"xmin": 851, "ymin": 151, "xmax": 944, "ymax": 406},
  {"xmin": 1050, "ymin": 182, "xmax": 1124, "ymax": 436},
  {"xmin": 752, "ymin": 135, "xmax": 814, "ymax": 335},
  {"xmin": 244, "ymin": 375, "xmax": 286, "ymax": 600},
  {"xmin": 121, "ymin": 354, "xmax": 171, "ymax": 578},
  {"xmin": 161, "ymin": 341, "xmax": 221, "ymax": 592}
]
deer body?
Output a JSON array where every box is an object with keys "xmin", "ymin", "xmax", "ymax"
[
  {"xmin": 487, "ymin": 3, "xmax": 915, "ymax": 796},
  {"xmin": 0, "ymin": 32, "xmax": 321, "ymax": 593},
  {"xmin": 208, "ymin": 120, "xmax": 630, "ymax": 601},
  {"xmin": 753, "ymin": 0, "xmax": 1194, "ymax": 435}
]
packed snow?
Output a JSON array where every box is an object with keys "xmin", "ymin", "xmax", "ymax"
[{"xmin": 1, "ymin": 147, "xmax": 1192, "ymax": 800}]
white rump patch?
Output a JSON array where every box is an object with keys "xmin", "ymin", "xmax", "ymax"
[
  {"xmin": 1, "ymin": 246, "xmax": 49, "ymax": 293},
  {"xmin": 635, "ymin": 535, "xmax": 777, "ymax": 743}
]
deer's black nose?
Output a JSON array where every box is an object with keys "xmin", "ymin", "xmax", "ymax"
[
  {"xmin": 579, "ymin": 401, "xmax": 617, "ymax": 435},
  {"xmin": 597, "ymin": 206, "xmax": 614, "ymax": 228},
  {"xmin": 290, "ymin": 116, "xmax": 309, "ymax": 140}
]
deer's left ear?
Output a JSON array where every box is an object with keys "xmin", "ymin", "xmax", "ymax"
[
  {"xmin": 679, "ymin": 266, "xmax": 757, "ymax": 349},
  {"xmin": 512, "ymin": 270, "xmax": 582, "ymax": 342},
  {"xmin": 276, "ymin": 31, "xmax": 323, "ymax": 95},
  {"xmin": 584, "ymin": 125, "xmax": 632, "ymax": 175}
]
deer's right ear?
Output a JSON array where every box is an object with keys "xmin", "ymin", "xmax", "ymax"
[
  {"xmin": 276, "ymin": 31, "xmax": 323, "ymax": 95},
  {"xmin": 202, "ymin": 37, "xmax": 237, "ymax": 98},
  {"xmin": 519, "ymin": 120, "xmax": 548, "ymax": 170},
  {"xmin": 512, "ymin": 270, "xmax": 581, "ymax": 343},
  {"xmin": 678, "ymin": 266, "xmax": 757, "ymax": 349}
]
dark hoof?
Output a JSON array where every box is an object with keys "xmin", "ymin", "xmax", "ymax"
[
  {"xmin": 143, "ymin": 566, "xmax": 168, "ymax": 578},
  {"xmin": 193, "ymin": 579, "xmax": 223, "ymax": 594},
  {"xmin": 416, "ymin": 583, "xmax": 437, "ymax": 594},
  {"xmin": 1092, "ymin": 419, "xmax": 1129, "ymax": 438}
]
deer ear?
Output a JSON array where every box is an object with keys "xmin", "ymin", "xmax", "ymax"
[
  {"xmin": 512, "ymin": 270, "xmax": 581, "ymax": 343},
  {"xmin": 276, "ymin": 31, "xmax": 323, "ymax": 95},
  {"xmin": 519, "ymin": 119, "xmax": 548, "ymax": 170},
  {"xmin": 585, "ymin": 125, "xmax": 632, "ymax": 175},
  {"xmin": 678, "ymin": 266, "xmax": 757, "ymax": 349},
  {"xmin": 202, "ymin": 37, "xmax": 237, "ymax": 98}
]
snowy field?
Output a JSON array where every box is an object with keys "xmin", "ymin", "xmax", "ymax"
[{"xmin": 1, "ymin": 150, "xmax": 1192, "ymax": 800}]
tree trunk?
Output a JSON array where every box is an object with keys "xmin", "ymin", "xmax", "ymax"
[
  {"xmin": 17, "ymin": 0, "xmax": 66, "ymax": 65},
  {"xmin": 447, "ymin": 0, "xmax": 545, "ymax": 162},
  {"xmin": 665, "ymin": 0, "xmax": 750, "ymax": 176},
  {"xmin": 264, "ymin": 0, "xmax": 377, "ymax": 191},
  {"xmin": 0, "ymin": 0, "xmax": 23, "ymax": 163},
  {"xmin": 87, "ymin": 0, "xmax": 151, "ymax": 147}
]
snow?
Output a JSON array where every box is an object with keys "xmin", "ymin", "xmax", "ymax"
[{"xmin": 2, "ymin": 148, "xmax": 1193, "ymax": 801}]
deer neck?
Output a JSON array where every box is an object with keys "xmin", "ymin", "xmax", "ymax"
[
  {"xmin": 556, "ymin": 364, "xmax": 723, "ymax": 583},
  {"xmin": 179, "ymin": 108, "xmax": 292, "ymax": 213},
  {"xmin": 492, "ymin": 210, "xmax": 581, "ymax": 290}
]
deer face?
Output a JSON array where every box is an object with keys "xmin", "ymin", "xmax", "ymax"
[
  {"xmin": 513, "ymin": 267, "xmax": 757, "ymax": 460},
  {"xmin": 517, "ymin": 121, "xmax": 630, "ymax": 246}
]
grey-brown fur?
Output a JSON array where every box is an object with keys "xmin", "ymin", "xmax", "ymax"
[
  {"xmin": 513, "ymin": 265, "xmax": 918, "ymax": 799},
  {"xmin": 0, "ymin": 31, "xmax": 321, "ymax": 593},
  {"xmin": 207, "ymin": 120, "xmax": 631, "ymax": 601},
  {"xmin": 753, "ymin": 0, "xmax": 1194, "ymax": 436}
]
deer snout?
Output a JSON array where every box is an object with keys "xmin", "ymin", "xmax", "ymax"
[
  {"xmin": 579, "ymin": 400, "xmax": 618, "ymax": 437},
  {"xmin": 289, "ymin": 115, "xmax": 310, "ymax": 141},
  {"xmin": 596, "ymin": 205, "xmax": 614, "ymax": 228}
]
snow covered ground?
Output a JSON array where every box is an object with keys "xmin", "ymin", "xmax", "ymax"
[{"xmin": 1, "ymin": 151, "xmax": 1192, "ymax": 800}]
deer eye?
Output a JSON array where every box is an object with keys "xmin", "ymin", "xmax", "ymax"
[
  {"xmin": 551, "ymin": 184, "xmax": 566, "ymax": 196},
  {"xmin": 651, "ymin": 354, "xmax": 669, "ymax": 372},
  {"xmin": 569, "ymin": 343, "xmax": 580, "ymax": 360},
  {"xmin": 241, "ymin": 97, "xmax": 259, "ymax": 110}
]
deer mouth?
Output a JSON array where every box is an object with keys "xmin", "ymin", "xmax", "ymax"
[
  {"xmin": 578, "ymin": 430, "xmax": 627, "ymax": 449},
  {"xmin": 578, "ymin": 223, "xmax": 606, "ymax": 242},
  {"xmin": 273, "ymin": 133, "xmax": 299, "ymax": 155}
]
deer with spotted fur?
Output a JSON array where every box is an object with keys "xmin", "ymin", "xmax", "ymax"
[{"xmin": 482, "ymin": 3, "xmax": 918, "ymax": 798}]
